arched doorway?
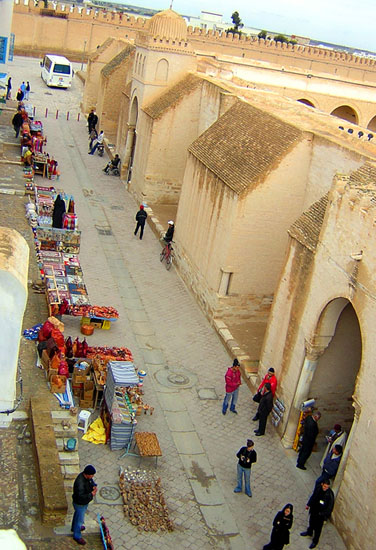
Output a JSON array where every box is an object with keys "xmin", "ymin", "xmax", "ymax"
[
  {"xmin": 312, "ymin": 300, "xmax": 361, "ymax": 433},
  {"xmin": 123, "ymin": 96, "xmax": 138, "ymax": 182},
  {"xmin": 367, "ymin": 115, "xmax": 376, "ymax": 132},
  {"xmin": 297, "ymin": 98, "xmax": 315, "ymax": 108},
  {"xmin": 330, "ymin": 105, "xmax": 358, "ymax": 124},
  {"xmin": 282, "ymin": 298, "xmax": 362, "ymax": 490}
]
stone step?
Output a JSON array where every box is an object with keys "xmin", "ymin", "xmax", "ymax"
[
  {"xmin": 54, "ymin": 426, "xmax": 78, "ymax": 438},
  {"xmin": 58, "ymin": 451, "xmax": 80, "ymax": 465},
  {"xmin": 63, "ymin": 464, "xmax": 80, "ymax": 480}
]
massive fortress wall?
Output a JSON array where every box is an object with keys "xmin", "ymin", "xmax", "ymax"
[{"xmin": 12, "ymin": 0, "xmax": 376, "ymax": 83}]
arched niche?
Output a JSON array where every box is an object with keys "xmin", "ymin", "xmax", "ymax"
[
  {"xmin": 155, "ymin": 58, "xmax": 169, "ymax": 82},
  {"xmin": 297, "ymin": 98, "xmax": 315, "ymax": 108},
  {"xmin": 331, "ymin": 105, "xmax": 358, "ymax": 124},
  {"xmin": 366, "ymin": 115, "xmax": 376, "ymax": 132}
]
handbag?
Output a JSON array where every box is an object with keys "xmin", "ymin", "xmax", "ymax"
[{"xmin": 253, "ymin": 392, "xmax": 261, "ymax": 403}]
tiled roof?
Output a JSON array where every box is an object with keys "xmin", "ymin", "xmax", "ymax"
[
  {"xmin": 348, "ymin": 162, "xmax": 376, "ymax": 186},
  {"xmin": 143, "ymin": 73, "xmax": 202, "ymax": 119},
  {"xmin": 188, "ymin": 100, "xmax": 303, "ymax": 194},
  {"xmin": 101, "ymin": 45, "xmax": 135, "ymax": 77},
  {"xmin": 288, "ymin": 194, "xmax": 329, "ymax": 252}
]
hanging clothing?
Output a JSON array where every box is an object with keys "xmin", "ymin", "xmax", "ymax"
[{"xmin": 52, "ymin": 194, "xmax": 66, "ymax": 228}]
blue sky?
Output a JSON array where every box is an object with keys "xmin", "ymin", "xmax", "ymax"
[{"xmin": 108, "ymin": 0, "xmax": 375, "ymax": 51}]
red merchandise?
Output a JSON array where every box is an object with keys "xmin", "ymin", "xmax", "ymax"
[
  {"xmin": 58, "ymin": 360, "xmax": 69, "ymax": 376},
  {"xmin": 38, "ymin": 320, "xmax": 54, "ymax": 342},
  {"xmin": 50, "ymin": 327, "xmax": 65, "ymax": 351}
]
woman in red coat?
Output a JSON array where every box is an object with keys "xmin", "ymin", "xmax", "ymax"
[{"xmin": 222, "ymin": 358, "xmax": 241, "ymax": 415}]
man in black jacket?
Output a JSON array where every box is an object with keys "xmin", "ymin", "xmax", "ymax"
[
  {"xmin": 297, "ymin": 411, "xmax": 321, "ymax": 470},
  {"xmin": 12, "ymin": 111, "xmax": 23, "ymax": 138},
  {"xmin": 134, "ymin": 204, "xmax": 147, "ymax": 240},
  {"xmin": 71, "ymin": 464, "xmax": 97, "ymax": 545},
  {"xmin": 301, "ymin": 480, "xmax": 334, "ymax": 548},
  {"xmin": 254, "ymin": 382, "xmax": 273, "ymax": 436}
]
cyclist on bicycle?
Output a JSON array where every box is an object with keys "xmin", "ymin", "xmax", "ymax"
[{"xmin": 163, "ymin": 220, "xmax": 174, "ymax": 243}]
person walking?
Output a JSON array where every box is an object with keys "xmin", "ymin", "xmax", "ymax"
[
  {"xmin": 314, "ymin": 444, "xmax": 342, "ymax": 488},
  {"xmin": 234, "ymin": 439, "xmax": 257, "ymax": 497},
  {"xmin": 71, "ymin": 464, "xmax": 97, "ymax": 545},
  {"xmin": 301, "ymin": 480, "xmax": 334, "ymax": 549},
  {"xmin": 6, "ymin": 76, "xmax": 11, "ymax": 100},
  {"xmin": 134, "ymin": 204, "xmax": 147, "ymax": 240},
  {"xmin": 263, "ymin": 503, "xmax": 293, "ymax": 550},
  {"xmin": 12, "ymin": 111, "xmax": 23, "ymax": 138},
  {"xmin": 88, "ymin": 130, "xmax": 104, "ymax": 155},
  {"xmin": 296, "ymin": 411, "xmax": 321, "ymax": 470},
  {"xmin": 222, "ymin": 358, "xmax": 241, "ymax": 414},
  {"xmin": 254, "ymin": 382, "xmax": 273, "ymax": 436},
  {"xmin": 25, "ymin": 81, "xmax": 30, "ymax": 100}
]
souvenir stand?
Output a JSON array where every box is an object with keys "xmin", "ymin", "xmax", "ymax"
[{"xmin": 102, "ymin": 362, "xmax": 139, "ymax": 451}]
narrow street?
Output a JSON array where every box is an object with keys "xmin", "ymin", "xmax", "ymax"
[{"xmin": 3, "ymin": 57, "xmax": 347, "ymax": 550}]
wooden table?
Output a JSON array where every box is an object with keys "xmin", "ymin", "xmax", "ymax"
[{"xmin": 134, "ymin": 432, "xmax": 162, "ymax": 466}]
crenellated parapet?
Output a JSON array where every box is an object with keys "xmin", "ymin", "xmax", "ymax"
[{"xmin": 12, "ymin": 1, "xmax": 376, "ymax": 71}]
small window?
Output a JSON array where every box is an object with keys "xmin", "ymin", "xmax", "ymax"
[{"xmin": 45, "ymin": 57, "xmax": 52, "ymax": 71}]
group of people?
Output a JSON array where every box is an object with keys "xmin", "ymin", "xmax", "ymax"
[
  {"xmin": 223, "ymin": 359, "xmax": 346, "ymax": 548},
  {"xmin": 7, "ymin": 78, "xmax": 31, "ymax": 102}
]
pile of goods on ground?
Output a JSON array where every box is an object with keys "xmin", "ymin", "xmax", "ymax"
[
  {"xmin": 70, "ymin": 305, "xmax": 119, "ymax": 319},
  {"xmin": 119, "ymin": 468, "xmax": 173, "ymax": 532}
]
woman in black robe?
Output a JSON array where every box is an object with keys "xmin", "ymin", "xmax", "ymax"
[
  {"xmin": 263, "ymin": 503, "xmax": 293, "ymax": 550},
  {"xmin": 52, "ymin": 194, "xmax": 66, "ymax": 228}
]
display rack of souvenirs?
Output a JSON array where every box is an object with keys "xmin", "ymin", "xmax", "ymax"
[
  {"xmin": 87, "ymin": 346, "xmax": 133, "ymax": 362},
  {"xmin": 35, "ymin": 185, "xmax": 56, "ymax": 222},
  {"xmin": 70, "ymin": 305, "xmax": 119, "ymax": 321},
  {"xmin": 35, "ymin": 227, "xmax": 81, "ymax": 254},
  {"xmin": 103, "ymin": 362, "xmax": 140, "ymax": 451}
]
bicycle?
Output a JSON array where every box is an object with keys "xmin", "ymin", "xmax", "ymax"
[{"xmin": 160, "ymin": 240, "xmax": 174, "ymax": 270}]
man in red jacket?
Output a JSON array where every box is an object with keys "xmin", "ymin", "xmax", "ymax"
[{"xmin": 222, "ymin": 358, "xmax": 242, "ymax": 415}]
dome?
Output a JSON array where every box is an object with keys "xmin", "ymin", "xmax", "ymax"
[{"xmin": 147, "ymin": 9, "xmax": 187, "ymax": 41}]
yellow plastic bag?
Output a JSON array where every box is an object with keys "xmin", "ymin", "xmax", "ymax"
[{"xmin": 82, "ymin": 417, "xmax": 106, "ymax": 444}]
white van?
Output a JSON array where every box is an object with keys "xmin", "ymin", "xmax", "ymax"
[{"xmin": 40, "ymin": 54, "xmax": 73, "ymax": 88}]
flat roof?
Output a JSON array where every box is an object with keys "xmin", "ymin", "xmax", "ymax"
[{"xmin": 44, "ymin": 55, "xmax": 71, "ymax": 63}]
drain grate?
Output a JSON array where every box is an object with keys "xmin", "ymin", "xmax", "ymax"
[
  {"xmin": 155, "ymin": 368, "xmax": 198, "ymax": 389},
  {"xmin": 110, "ymin": 205, "xmax": 124, "ymax": 211},
  {"xmin": 96, "ymin": 226, "xmax": 113, "ymax": 236}
]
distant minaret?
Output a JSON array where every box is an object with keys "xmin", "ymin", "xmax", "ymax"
[{"xmin": 169, "ymin": 0, "xmax": 173, "ymax": 9}]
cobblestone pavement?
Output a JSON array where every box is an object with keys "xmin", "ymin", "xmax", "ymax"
[{"xmin": 2, "ymin": 57, "xmax": 347, "ymax": 550}]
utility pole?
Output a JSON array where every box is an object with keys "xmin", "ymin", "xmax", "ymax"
[{"xmin": 81, "ymin": 40, "xmax": 87, "ymax": 71}]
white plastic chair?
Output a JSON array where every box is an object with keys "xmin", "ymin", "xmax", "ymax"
[{"xmin": 77, "ymin": 410, "xmax": 91, "ymax": 434}]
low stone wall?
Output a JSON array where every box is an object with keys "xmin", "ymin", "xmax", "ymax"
[{"xmin": 30, "ymin": 397, "xmax": 68, "ymax": 524}]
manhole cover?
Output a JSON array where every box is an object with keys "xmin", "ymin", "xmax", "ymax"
[
  {"xmin": 167, "ymin": 373, "xmax": 189, "ymax": 385},
  {"xmin": 99, "ymin": 486, "xmax": 121, "ymax": 501},
  {"xmin": 155, "ymin": 368, "xmax": 198, "ymax": 389},
  {"xmin": 111, "ymin": 205, "xmax": 125, "ymax": 211}
]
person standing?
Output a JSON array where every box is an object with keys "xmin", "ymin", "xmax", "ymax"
[
  {"xmin": 25, "ymin": 81, "xmax": 30, "ymax": 100},
  {"xmin": 263, "ymin": 503, "xmax": 293, "ymax": 550},
  {"xmin": 254, "ymin": 382, "xmax": 273, "ymax": 436},
  {"xmin": 52, "ymin": 194, "xmax": 66, "ymax": 229},
  {"xmin": 87, "ymin": 109, "xmax": 98, "ymax": 133},
  {"xmin": 320, "ymin": 423, "xmax": 347, "ymax": 466},
  {"xmin": 16, "ymin": 88, "xmax": 24, "ymax": 101},
  {"xmin": 301, "ymin": 480, "xmax": 334, "ymax": 549},
  {"xmin": 12, "ymin": 111, "xmax": 23, "ymax": 138},
  {"xmin": 222, "ymin": 358, "xmax": 241, "ymax": 414},
  {"xmin": 234, "ymin": 439, "xmax": 257, "ymax": 497},
  {"xmin": 20, "ymin": 81, "xmax": 26, "ymax": 96},
  {"xmin": 6, "ymin": 76, "xmax": 11, "ymax": 100},
  {"xmin": 297, "ymin": 411, "xmax": 321, "ymax": 470},
  {"xmin": 134, "ymin": 204, "xmax": 147, "ymax": 240},
  {"xmin": 71, "ymin": 464, "xmax": 97, "ymax": 545},
  {"xmin": 252, "ymin": 367, "xmax": 277, "ymax": 420},
  {"xmin": 88, "ymin": 130, "xmax": 104, "ymax": 155},
  {"xmin": 88, "ymin": 127, "xmax": 97, "ymax": 151},
  {"xmin": 315, "ymin": 444, "xmax": 342, "ymax": 488}
]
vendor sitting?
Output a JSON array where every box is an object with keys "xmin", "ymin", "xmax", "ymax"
[
  {"xmin": 23, "ymin": 146, "xmax": 34, "ymax": 167},
  {"xmin": 103, "ymin": 154, "xmax": 120, "ymax": 174}
]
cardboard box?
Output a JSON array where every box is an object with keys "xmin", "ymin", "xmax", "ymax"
[
  {"xmin": 41, "ymin": 350, "xmax": 50, "ymax": 370},
  {"xmin": 50, "ymin": 375, "xmax": 67, "ymax": 394},
  {"xmin": 48, "ymin": 367, "xmax": 59, "ymax": 379},
  {"xmin": 83, "ymin": 381, "xmax": 94, "ymax": 399},
  {"xmin": 72, "ymin": 383, "xmax": 83, "ymax": 397},
  {"xmin": 79, "ymin": 397, "xmax": 94, "ymax": 408},
  {"xmin": 72, "ymin": 361, "xmax": 91, "ymax": 383}
]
